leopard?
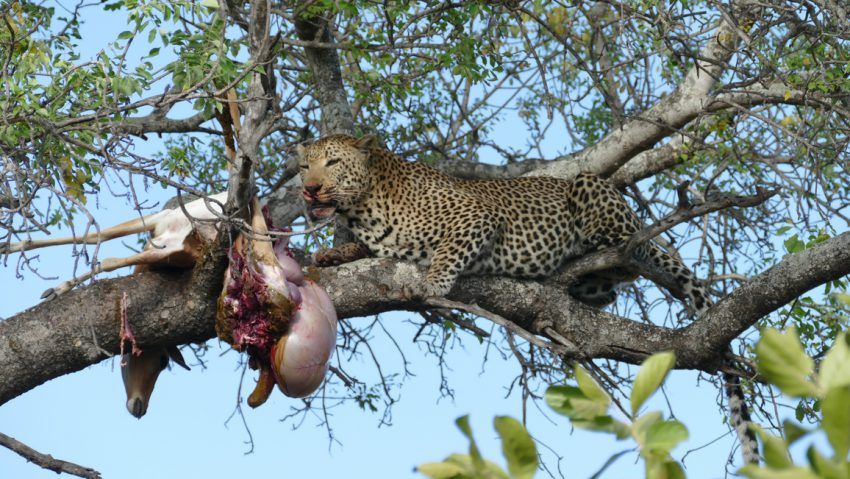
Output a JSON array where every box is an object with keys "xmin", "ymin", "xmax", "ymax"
[
  {"xmin": 297, "ymin": 133, "xmax": 759, "ymax": 465},
  {"xmin": 297, "ymin": 134, "xmax": 709, "ymax": 314}
]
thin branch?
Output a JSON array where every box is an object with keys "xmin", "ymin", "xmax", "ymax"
[
  {"xmin": 425, "ymin": 297, "xmax": 577, "ymax": 357},
  {"xmin": 0, "ymin": 431, "xmax": 102, "ymax": 479}
]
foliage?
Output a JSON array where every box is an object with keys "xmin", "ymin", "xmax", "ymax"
[
  {"xmin": 417, "ymin": 415, "xmax": 538, "ymax": 479},
  {"xmin": 420, "ymin": 317, "xmax": 850, "ymax": 478},
  {"xmin": 743, "ymin": 321, "xmax": 850, "ymax": 478},
  {"xmin": 1, "ymin": 0, "xmax": 849, "ymax": 475},
  {"xmin": 546, "ymin": 355, "xmax": 687, "ymax": 479},
  {"xmin": 418, "ymin": 353, "xmax": 687, "ymax": 479}
]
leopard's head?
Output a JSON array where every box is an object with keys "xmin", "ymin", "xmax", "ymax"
[{"xmin": 296, "ymin": 134, "xmax": 379, "ymax": 220}]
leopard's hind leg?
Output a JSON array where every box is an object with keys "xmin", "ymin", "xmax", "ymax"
[{"xmin": 633, "ymin": 242, "xmax": 711, "ymax": 316}]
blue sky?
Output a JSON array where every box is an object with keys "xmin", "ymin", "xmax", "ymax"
[
  {"xmin": 0, "ymin": 271, "xmax": 741, "ymax": 479},
  {"xmin": 0, "ymin": 124, "xmax": 744, "ymax": 479},
  {"xmin": 0, "ymin": 3, "xmax": 796, "ymax": 478}
]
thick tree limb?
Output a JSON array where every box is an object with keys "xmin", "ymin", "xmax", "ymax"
[
  {"xmin": 433, "ymin": 157, "xmax": 548, "ymax": 180},
  {"xmin": 608, "ymin": 135, "xmax": 690, "ymax": 187},
  {"xmin": 685, "ymin": 231, "xmax": 850, "ymax": 354},
  {"xmin": 2, "ymin": 225, "xmax": 847, "ymax": 407},
  {"xmin": 0, "ymin": 431, "xmax": 102, "ymax": 479},
  {"xmin": 0, "ymin": 245, "xmax": 227, "ymax": 406},
  {"xmin": 293, "ymin": 8, "xmax": 358, "ymax": 245},
  {"xmin": 225, "ymin": 0, "xmax": 275, "ymax": 215},
  {"xmin": 294, "ymin": 10, "xmax": 355, "ymax": 135},
  {"xmin": 711, "ymin": 83, "xmax": 850, "ymax": 116},
  {"xmin": 527, "ymin": 8, "xmax": 742, "ymax": 180}
]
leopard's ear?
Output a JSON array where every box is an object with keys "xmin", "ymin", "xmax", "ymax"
[{"xmin": 354, "ymin": 134, "xmax": 379, "ymax": 151}]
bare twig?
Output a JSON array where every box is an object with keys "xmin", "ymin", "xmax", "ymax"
[
  {"xmin": 0, "ymin": 431, "xmax": 102, "ymax": 479},
  {"xmin": 425, "ymin": 297, "xmax": 578, "ymax": 357}
]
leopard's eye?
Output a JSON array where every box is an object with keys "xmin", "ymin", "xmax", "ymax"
[{"xmin": 326, "ymin": 158, "xmax": 341, "ymax": 167}]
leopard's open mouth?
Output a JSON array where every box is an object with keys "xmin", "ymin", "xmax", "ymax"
[{"xmin": 305, "ymin": 200, "xmax": 337, "ymax": 220}]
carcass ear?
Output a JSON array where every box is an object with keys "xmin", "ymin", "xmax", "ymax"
[
  {"xmin": 354, "ymin": 134, "xmax": 379, "ymax": 151},
  {"xmin": 295, "ymin": 143, "xmax": 307, "ymax": 158},
  {"xmin": 167, "ymin": 345, "xmax": 190, "ymax": 370}
]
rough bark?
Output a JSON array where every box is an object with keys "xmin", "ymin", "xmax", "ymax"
[
  {"xmin": 294, "ymin": 12, "xmax": 355, "ymax": 136},
  {"xmin": 2, "ymin": 231, "xmax": 847, "ymax": 407},
  {"xmin": 225, "ymin": 0, "xmax": 275, "ymax": 215},
  {"xmin": 293, "ymin": 9, "xmax": 358, "ymax": 245},
  {"xmin": 526, "ymin": 11, "xmax": 741, "ymax": 181},
  {"xmin": 0, "ymin": 247, "xmax": 227, "ymax": 406},
  {"xmin": 4, "ymin": 0, "xmax": 846, "ymax": 424}
]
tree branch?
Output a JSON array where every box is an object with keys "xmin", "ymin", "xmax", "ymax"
[
  {"xmin": 293, "ymin": 10, "xmax": 355, "ymax": 135},
  {"xmin": 225, "ymin": 0, "xmax": 275, "ymax": 215},
  {"xmin": 0, "ymin": 431, "xmax": 102, "ymax": 479},
  {"xmin": 527, "ymin": 6, "xmax": 743, "ymax": 180},
  {"xmin": 0, "ymin": 245, "xmax": 226, "ymax": 406},
  {"xmin": 114, "ymin": 111, "xmax": 219, "ymax": 137},
  {"xmin": 293, "ymin": 7, "xmax": 357, "ymax": 245},
  {"xmin": 3, "ymin": 222, "xmax": 846, "ymax": 407}
]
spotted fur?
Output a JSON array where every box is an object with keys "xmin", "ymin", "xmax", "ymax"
[
  {"xmin": 298, "ymin": 134, "xmax": 756, "ymax": 464},
  {"xmin": 298, "ymin": 134, "xmax": 709, "ymax": 312},
  {"xmin": 725, "ymin": 372, "xmax": 759, "ymax": 464}
]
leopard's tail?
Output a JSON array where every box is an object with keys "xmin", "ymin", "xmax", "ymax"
[
  {"xmin": 724, "ymin": 371, "xmax": 759, "ymax": 464},
  {"xmin": 639, "ymin": 243, "xmax": 759, "ymax": 464}
]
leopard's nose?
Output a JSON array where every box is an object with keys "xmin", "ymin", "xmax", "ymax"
[{"xmin": 304, "ymin": 184, "xmax": 322, "ymax": 196}]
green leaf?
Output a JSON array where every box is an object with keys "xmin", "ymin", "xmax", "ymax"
[
  {"xmin": 645, "ymin": 457, "xmax": 686, "ymax": 479},
  {"xmin": 587, "ymin": 416, "xmax": 632, "ymax": 440},
  {"xmin": 479, "ymin": 461, "xmax": 512, "ymax": 479},
  {"xmin": 795, "ymin": 402, "xmax": 806, "ymax": 422},
  {"xmin": 834, "ymin": 293, "xmax": 850, "ymax": 307},
  {"xmin": 544, "ymin": 384, "xmax": 608, "ymax": 420},
  {"xmin": 438, "ymin": 455, "xmax": 510, "ymax": 479},
  {"xmin": 200, "ymin": 0, "xmax": 219, "ymax": 8},
  {"xmin": 784, "ymin": 235, "xmax": 805, "ymax": 253},
  {"xmin": 782, "ymin": 420, "xmax": 810, "ymax": 446},
  {"xmin": 455, "ymin": 416, "xmax": 484, "ymax": 470},
  {"xmin": 632, "ymin": 411, "xmax": 663, "ymax": 447},
  {"xmin": 753, "ymin": 426, "xmax": 792, "ymax": 469},
  {"xmin": 575, "ymin": 366, "xmax": 610, "ymax": 407},
  {"xmin": 821, "ymin": 385, "xmax": 850, "ymax": 459},
  {"xmin": 819, "ymin": 333, "xmax": 850, "ymax": 392},
  {"xmin": 662, "ymin": 460, "xmax": 686, "ymax": 479},
  {"xmin": 493, "ymin": 416, "xmax": 537, "ymax": 479},
  {"xmin": 569, "ymin": 415, "xmax": 626, "ymax": 438},
  {"xmin": 568, "ymin": 397, "xmax": 610, "ymax": 420},
  {"xmin": 544, "ymin": 385, "xmax": 584, "ymax": 417},
  {"xmin": 739, "ymin": 466, "xmax": 820, "ymax": 479},
  {"xmin": 416, "ymin": 461, "xmax": 466, "ymax": 479},
  {"xmin": 755, "ymin": 328, "xmax": 817, "ymax": 397},
  {"xmin": 417, "ymin": 454, "xmax": 510, "ymax": 479},
  {"xmin": 805, "ymin": 446, "xmax": 845, "ymax": 479},
  {"xmin": 631, "ymin": 352, "xmax": 676, "ymax": 415},
  {"xmin": 644, "ymin": 420, "xmax": 689, "ymax": 453}
]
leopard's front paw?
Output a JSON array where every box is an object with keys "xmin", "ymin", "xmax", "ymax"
[
  {"xmin": 313, "ymin": 243, "xmax": 370, "ymax": 267},
  {"xmin": 313, "ymin": 247, "xmax": 346, "ymax": 267}
]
